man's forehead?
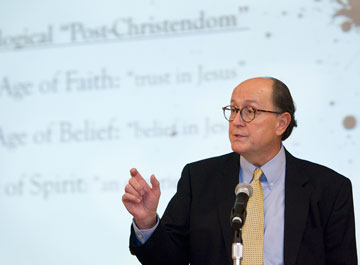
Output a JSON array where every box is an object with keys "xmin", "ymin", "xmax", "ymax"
[
  {"xmin": 235, "ymin": 77, "xmax": 274, "ymax": 91},
  {"xmin": 230, "ymin": 78, "xmax": 274, "ymax": 104}
]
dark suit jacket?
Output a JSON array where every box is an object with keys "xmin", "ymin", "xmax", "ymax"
[{"xmin": 130, "ymin": 150, "xmax": 357, "ymax": 265}]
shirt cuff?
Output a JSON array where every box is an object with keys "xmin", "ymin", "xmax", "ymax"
[{"xmin": 132, "ymin": 215, "xmax": 160, "ymax": 245}]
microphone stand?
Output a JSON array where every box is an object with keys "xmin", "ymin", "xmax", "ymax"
[{"xmin": 232, "ymin": 228, "xmax": 243, "ymax": 265}]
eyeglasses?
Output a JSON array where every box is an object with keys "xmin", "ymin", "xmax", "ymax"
[{"xmin": 222, "ymin": 105, "xmax": 282, "ymax": 123}]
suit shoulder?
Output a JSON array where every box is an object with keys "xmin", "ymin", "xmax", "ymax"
[
  {"xmin": 179, "ymin": 152, "xmax": 239, "ymax": 182},
  {"xmin": 186, "ymin": 152, "xmax": 238, "ymax": 169},
  {"xmin": 287, "ymin": 152, "xmax": 350, "ymax": 185}
]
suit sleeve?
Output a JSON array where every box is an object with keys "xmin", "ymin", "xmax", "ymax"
[
  {"xmin": 324, "ymin": 177, "xmax": 357, "ymax": 265},
  {"xmin": 129, "ymin": 164, "xmax": 192, "ymax": 265}
]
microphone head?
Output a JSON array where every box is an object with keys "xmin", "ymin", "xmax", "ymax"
[{"xmin": 235, "ymin": 183, "xmax": 253, "ymax": 197}]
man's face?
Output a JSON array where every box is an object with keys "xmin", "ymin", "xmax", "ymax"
[{"xmin": 229, "ymin": 78, "xmax": 283, "ymax": 166}]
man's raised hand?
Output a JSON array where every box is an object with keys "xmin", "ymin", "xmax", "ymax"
[{"xmin": 122, "ymin": 168, "xmax": 161, "ymax": 229}]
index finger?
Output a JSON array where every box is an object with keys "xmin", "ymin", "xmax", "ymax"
[{"xmin": 130, "ymin": 168, "xmax": 151, "ymax": 189}]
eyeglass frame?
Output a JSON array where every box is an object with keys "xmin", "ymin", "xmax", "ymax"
[{"xmin": 222, "ymin": 105, "xmax": 283, "ymax": 123}]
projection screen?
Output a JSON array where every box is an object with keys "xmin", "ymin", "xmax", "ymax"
[{"xmin": 0, "ymin": 0, "xmax": 359, "ymax": 264}]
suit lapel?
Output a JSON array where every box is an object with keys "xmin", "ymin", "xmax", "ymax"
[
  {"xmin": 284, "ymin": 151, "xmax": 312, "ymax": 265},
  {"xmin": 215, "ymin": 152, "xmax": 240, "ymax": 265}
]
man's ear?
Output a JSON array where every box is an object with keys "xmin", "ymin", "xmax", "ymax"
[{"xmin": 276, "ymin": 112, "xmax": 291, "ymax": 136}]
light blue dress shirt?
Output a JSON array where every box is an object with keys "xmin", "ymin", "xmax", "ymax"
[
  {"xmin": 134, "ymin": 146, "xmax": 286, "ymax": 265},
  {"xmin": 132, "ymin": 217, "xmax": 159, "ymax": 245},
  {"xmin": 240, "ymin": 146, "xmax": 285, "ymax": 265}
]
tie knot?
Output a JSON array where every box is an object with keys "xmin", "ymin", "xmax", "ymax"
[{"xmin": 253, "ymin": 168, "xmax": 263, "ymax": 181}]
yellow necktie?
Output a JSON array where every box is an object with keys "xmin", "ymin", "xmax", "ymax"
[{"xmin": 242, "ymin": 168, "xmax": 264, "ymax": 265}]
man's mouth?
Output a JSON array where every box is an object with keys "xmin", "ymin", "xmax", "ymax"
[{"xmin": 233, "ymin": 133, "xmax": 246, "ymax": 139}]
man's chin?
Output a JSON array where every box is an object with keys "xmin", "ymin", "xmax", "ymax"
[{"xmin": 231, "ymin": 143, "xmax": 248, "ymax": 155}]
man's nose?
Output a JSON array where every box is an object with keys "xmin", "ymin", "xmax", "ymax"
[{"xmin": 232, "ymin": 110, "xmax": 245, "ymax": 126}]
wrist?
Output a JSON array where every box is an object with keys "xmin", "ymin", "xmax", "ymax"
[{"xmin": 135, "ymin": 214, "xmax": 157, "ymax": 229}]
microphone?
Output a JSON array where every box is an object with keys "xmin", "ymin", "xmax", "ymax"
[{"xmin": 231, "ymin": 183, "xmax": 253, "ymax": 230}]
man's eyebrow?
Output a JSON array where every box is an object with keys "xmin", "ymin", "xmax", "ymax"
[{"xmin": 230, "ymin": 99, "xmax": 258, "ymax": 105}]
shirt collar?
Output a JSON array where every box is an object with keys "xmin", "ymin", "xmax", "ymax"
[{"xmin": 240, "ymin": 145, "xmax": 286, "ymax": 190}]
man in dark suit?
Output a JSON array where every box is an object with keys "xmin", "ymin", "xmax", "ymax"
[{"xmin": 122, "ymin": 77, "xmax": 357, "ymax": 265}]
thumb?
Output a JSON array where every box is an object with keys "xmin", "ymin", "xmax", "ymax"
[{"xmin": 150, "ymin": 174, "xmax": 161, "ymax": 195}]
